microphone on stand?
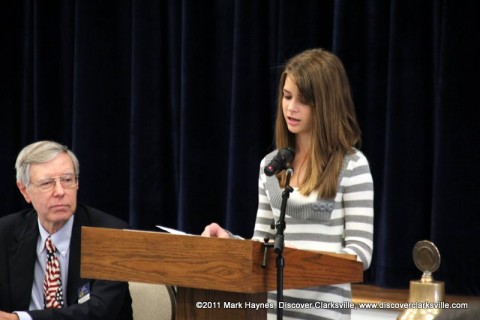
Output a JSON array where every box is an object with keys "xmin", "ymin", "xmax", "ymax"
[
  {"xmin": 264, "ymin": 147, "xmax": 295, "ymax": 176},
  {"xmin": 261, "ymin": 148, "xmax": 295, "ymax": 320}
]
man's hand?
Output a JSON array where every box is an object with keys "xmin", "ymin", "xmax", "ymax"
[{"xmin": 0, "ymin": 311, "xmax": 19, "ymax": 320}]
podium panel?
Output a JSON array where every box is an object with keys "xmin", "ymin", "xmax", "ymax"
[{"xmin": 81, "ymin": 227, "xmax": 363, "ymax": 319}]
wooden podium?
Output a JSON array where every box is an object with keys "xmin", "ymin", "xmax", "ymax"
[{"xmin": 81, "ymin": 227, "xmax": 363, "ymax": 319}]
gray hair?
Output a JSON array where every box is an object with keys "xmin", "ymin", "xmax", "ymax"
[{"xmin": 15, "ymin": 140, "xmax": 80, "ymax": 186}]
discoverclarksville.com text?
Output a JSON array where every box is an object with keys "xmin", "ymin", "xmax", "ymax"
[{"xmin": 196, "ymin": 301, "xmax": 469, "ymax": 310}]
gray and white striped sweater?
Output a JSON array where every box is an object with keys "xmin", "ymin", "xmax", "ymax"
[{"xmin": 253, "ymin": 149, "xmax": 374, "ymax": 320}]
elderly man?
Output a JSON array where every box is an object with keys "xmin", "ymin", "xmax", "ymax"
[{"xmin": 0, "ymin": 141, "xmax": 132, "ymax": 320}]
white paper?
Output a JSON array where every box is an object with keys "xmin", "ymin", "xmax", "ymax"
[{"xmin": 155, "ymin": 225, "xmax": 189, "ymax": 235}]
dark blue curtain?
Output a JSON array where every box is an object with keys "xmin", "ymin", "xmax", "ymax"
[{"xmin": 1, "ymin": 0, "xmax": 479, "ymax": 295}]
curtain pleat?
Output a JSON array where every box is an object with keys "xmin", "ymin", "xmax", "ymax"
[{"xmin": 1, "ymin": 0, "xmax": 479, "ymax": 295}]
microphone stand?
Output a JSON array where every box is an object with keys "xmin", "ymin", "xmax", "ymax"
[{"xmin": 262, "ymin": 168, "xmax": 293, "ymax": 320}]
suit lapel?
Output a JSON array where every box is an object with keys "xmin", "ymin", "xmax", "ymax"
[
  {"xmin": 9, "ymin": 216, "xmax": 38, "ymax": 309},
  {"xmin": 66, "ymin": 206, "xmax": 86, "ymax": 305}
]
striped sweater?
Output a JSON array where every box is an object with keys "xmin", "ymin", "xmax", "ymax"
[{"xmin": 252, "ymin": 149, "xmax": 374, "ymax": 320}]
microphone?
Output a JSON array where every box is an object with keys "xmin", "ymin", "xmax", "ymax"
[{"xmin": 264, "ymin": 147, "xmax": 295, "ymax": 176}]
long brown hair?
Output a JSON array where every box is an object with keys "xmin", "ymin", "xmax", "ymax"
[{"xmin": 274, "ymin": 48, "xmax": 361, "ymax": 198}]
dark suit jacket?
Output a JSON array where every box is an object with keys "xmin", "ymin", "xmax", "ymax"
[{"xmin": 0, "ymin": 203, "xmax": 133, "ymax": 320}]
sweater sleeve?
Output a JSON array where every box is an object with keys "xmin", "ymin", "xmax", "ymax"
[
  {"xmin": 340, "ymin": 152, "xmax": 374, "ymax": 270},
  {"xmin": 252, "ymin": 157, "xmax": 276, "ymax": 242}
]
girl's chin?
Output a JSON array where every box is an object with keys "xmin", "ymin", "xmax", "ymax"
[{"xmin": 287, "ymin": 126, "xmax": 302, "ymax": 134}]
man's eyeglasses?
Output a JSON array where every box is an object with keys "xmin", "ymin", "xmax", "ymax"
[{"xmin": 32, "ymin": 174, "xmax": 78, "ymax": 192}]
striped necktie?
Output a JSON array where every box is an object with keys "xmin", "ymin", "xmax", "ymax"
[{"xmin": 43, "ymin": 236, "xmax": 64, "ymax": 308}]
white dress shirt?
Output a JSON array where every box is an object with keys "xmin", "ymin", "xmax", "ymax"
[{"xmin": 15, "ymin": 216, "xmax": 73, "ymax": 320}]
